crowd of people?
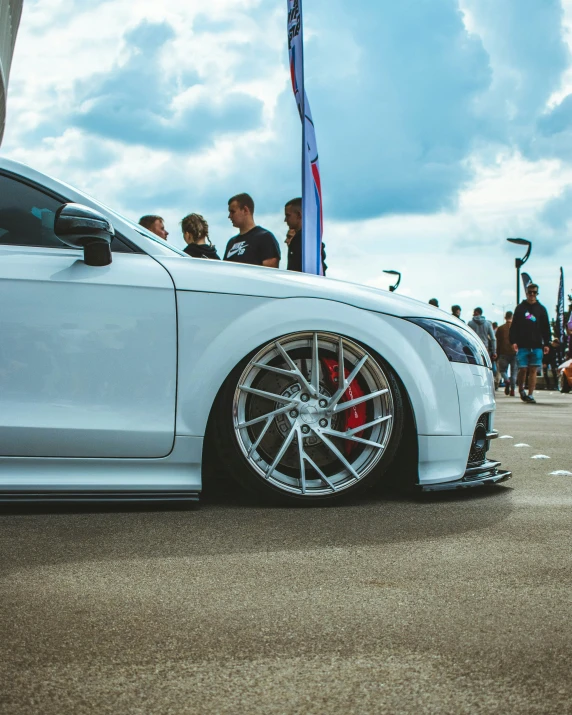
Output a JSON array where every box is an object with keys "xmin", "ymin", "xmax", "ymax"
[
  {"xmin": 138, "ymin": 193, "xmax": 326, "ymax": 274},
  {"xmin": 430, "ymin": 288, "xmax": 572, "ymax": 404},
  {"xmin": 139, "ymin": 201, "xmax": 570, "ymax": 402}
]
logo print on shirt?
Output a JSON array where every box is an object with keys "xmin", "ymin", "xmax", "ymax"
[
  {"xmin": 525, "ymin": 312, "xmax": 537, "ymax": 322},
  {"xmin": 227, "ymin": 241, "xmax": 248, "ymax": 258}
]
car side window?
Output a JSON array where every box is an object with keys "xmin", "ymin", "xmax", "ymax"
[
  {"xmin": 0, "ymin": 174, "xmax": 139, "ymax": 253},
  {"xmin": 0, "ymin": 175, "xmax": 65, "ymax": 248}
]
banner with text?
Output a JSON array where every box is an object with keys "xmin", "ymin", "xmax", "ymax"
[{"xmin": 287, "ymin": 0, "xmax": 323, "ymax": 275}]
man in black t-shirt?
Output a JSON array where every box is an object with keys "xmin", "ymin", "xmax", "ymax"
[
  {"xmin": 509, "ymin": 283, "xmax": 551, "ymax": 403},
  {"xmin": 223, "ymin": 193, "xmax": 281, "ymax": 267}
]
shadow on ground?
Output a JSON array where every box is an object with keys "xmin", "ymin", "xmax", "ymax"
[{"xmin": 0, "ymin": 479, "xmax": 513, "ymax": 577}]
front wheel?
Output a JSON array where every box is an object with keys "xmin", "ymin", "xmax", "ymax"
[{"xmin": 211, "ymin": 331, "xmax": 404, "ymax": 504}]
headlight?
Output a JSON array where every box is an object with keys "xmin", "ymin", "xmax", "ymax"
[{"xmin": 407, "ymin": 318, "xmax": 491, "ymax": 369}]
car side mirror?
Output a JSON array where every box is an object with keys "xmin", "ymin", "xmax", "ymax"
[{"xmin": 54, "ymin": 203, "xmax": 114, "ymax": 266}]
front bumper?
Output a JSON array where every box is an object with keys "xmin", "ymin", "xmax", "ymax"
[{"xmin": 419, "ymin": 425, "xmax": 512, "ymax": 492}]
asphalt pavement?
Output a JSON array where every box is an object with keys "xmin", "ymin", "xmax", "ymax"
[{"xmin": 1, "ymin": 390, "xmax": 571, "ymax": 714}]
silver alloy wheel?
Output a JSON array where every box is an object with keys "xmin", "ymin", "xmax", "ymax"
[{"xmin": 233, "ymin": 332, "xmax": 395, "ymax": 496}]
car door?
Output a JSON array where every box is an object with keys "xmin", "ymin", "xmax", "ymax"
[{"xmin": 0, "ymin": 173, "xmax": 177, "ymax": 458}]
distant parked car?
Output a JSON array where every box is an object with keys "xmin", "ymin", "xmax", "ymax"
[
  {"xmin": 0, "ymin": 159, "xmax": 510, "ymax": 504},
  {"xmin": 558, "ymin": 359, "xmax": 572, "ymax": 393}
]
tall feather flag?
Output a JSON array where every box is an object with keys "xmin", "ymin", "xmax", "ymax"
[
  {"xmin": 287, "ymin": 0, "xmax": 324, "ymax": 275},
  {"xmin": 521, "ymin": 272, "xmax": 533, "ymax": 293},
  {"xmin": 556, "ymin": 267, "xmax": 565, "ymax": 342}
]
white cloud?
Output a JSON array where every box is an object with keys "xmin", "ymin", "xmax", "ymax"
[
  {"xmin": 547, "ymin": 0, "xmax": 572, "ymax": 107},
  {"xmin": 455, "ymin": 290, "xmax": 483, "ymax": 299},
  {"xmin": 2, "ymin": 0, "xmax": 572, "ymax": 327}
]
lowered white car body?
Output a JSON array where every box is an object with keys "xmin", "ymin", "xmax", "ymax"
[{"xmin": 0, "ymin": 158, "xmax": 510, "ymax": 503}]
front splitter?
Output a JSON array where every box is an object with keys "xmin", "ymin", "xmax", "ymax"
[{"xmin": 421, "ymin": 460, "xmax": 512, "ymax": 492}]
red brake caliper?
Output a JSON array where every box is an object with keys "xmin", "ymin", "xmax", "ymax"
[{"xmin": 321, "ymin": 358, "xmax": 366, "ymax": 455}]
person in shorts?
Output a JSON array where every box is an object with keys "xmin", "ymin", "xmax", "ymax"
[{"xmin": 509, "ymin": 284, "xmax": 551, "ymax": 403}]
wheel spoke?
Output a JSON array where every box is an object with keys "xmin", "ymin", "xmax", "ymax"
[
  {"xmin": 239, "ymin": 384, "xmax": 297, "ymax": 405},
  {"xmin": 252, "ymin": 362, "xmax": 299, "ymax": 378},
  {"xmin": 311, "ymin": 332, "xmax": 320, "ymax": 393},
  {"xmin": 237, "ymin": 403, "xmax": 294, "ymax": 429},
  {"xmin": 328, "ymin": 355, "xmax": 368, "ymax": 408},
  {"xmin": 338, "ymin": 336, "xmax": 345, "ymax": 379},
  {"xmin": 296, "ymin": 427, "xmax": 307, "ymax": 494},
  {"xmin": 275, "ymin": 342, "xmax": 316, "ymax": 396},
  {"xmin": 302, "ymin": 451, "xmax": 337, "ymax": 493},
  {"xmin": 266, "ymin": 425, "xmax": 297, "ymax": 480},
  {"xmin": 316, "ymin": 430, "xmax": 360, "ymax": 481},
  {"xmin": 328, "ymin": 344, "xmax": 347, "ymax": 405},
  {"xmin": 333, "ymin": 388, "xmax": 389, "ymax": 413},
  {"xmin": 342, "ymin": 355, "xmax": 368, "ymax": 393},
  {"xmin": 322, "ymin": 428, "xmax": 384, "ymax": 450},
  {"xmin": 246, "ymin": 415, "xmax": 275, "ymax": 458},
  {"xmin": 345, "ymin": 414, "xmax": 392, "ymax": 436}
]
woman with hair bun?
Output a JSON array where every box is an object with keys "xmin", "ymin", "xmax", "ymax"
[{"xmin": 181, "ymin": 213, "xmax": 220, "ymax": 260}]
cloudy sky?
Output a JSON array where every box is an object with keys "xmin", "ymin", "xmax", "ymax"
[{"xmin": 3, "ymin": 0, "xmax": 572, "ymax": 321}]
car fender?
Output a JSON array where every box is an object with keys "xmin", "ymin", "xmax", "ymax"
[{"xmin": 175, "ymin": 293, "xmax": 460, "ymax": 438}]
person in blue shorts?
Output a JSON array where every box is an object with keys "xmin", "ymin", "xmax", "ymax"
[{"xmin": 509, "ymin": 283, "xmax": 551, "ymax": 403}]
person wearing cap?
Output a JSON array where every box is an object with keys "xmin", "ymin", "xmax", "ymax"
[{"xmin": 509, "ymin": 284, "xmax": 551, "ymax": 403}]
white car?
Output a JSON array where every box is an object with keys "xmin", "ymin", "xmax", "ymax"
[{"xmin": 0, "ymin": 159, "xmax": 510, "ymax": 504}]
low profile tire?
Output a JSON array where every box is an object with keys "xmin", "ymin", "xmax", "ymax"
[{"xmin": 211, "ymin": 331, "xmax": 404, "ymax": 504}]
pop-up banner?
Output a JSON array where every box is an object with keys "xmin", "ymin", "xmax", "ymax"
[{"xmin": 287, "ymin": 0, "xmax": 324, "ymax": 275}]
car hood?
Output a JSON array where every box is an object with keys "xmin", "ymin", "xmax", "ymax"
[
  {"xmin": 157, "ymin": 255, "xmax": 458, "ymax": 321},
  {"xmin": 0, "ymin": 158, "xmax": 460, "ymax": 322}
]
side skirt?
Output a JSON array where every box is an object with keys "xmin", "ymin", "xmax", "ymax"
[
  {"xmin": 0, "ymin": 490, "xmax": 199, "ymax": 503},
  {"xmin": 0, "ymin": 435, "xmax": 203, "ymax": 497}
]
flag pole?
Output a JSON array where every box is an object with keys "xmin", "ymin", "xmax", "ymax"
[{"xmin": 299, "ymin": 0, "xmax": 307, "ymax": 272}]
